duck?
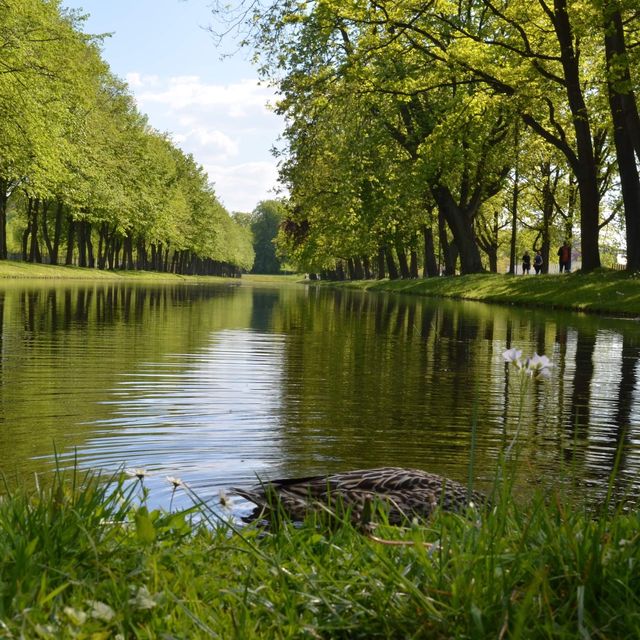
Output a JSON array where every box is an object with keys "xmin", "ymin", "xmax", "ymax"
[{"xmin": 233, "ymin": 466, "xmax": 486, "ymax": 526}]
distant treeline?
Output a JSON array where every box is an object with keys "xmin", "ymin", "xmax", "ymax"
[{"xmin": 0, "ymin": 0, "xmax": 254, "ymax": 276}]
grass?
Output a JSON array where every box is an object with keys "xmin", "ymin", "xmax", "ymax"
[
  {"xmin": 1, "ymin": 469, "xmax": 639, "ymax": 638},
  {"xmin": 0, "ymin": 260, "xmax": 305, "ymax": 286},
  {"xmin": 325, "ymin": 269, "xmax": 640, "ymax": 316},
  {"xmin": 0, "ymin": 260, "xmax": 240, "ymax": 283}
]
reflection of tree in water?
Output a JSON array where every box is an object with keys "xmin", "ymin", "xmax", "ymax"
[
  {"xmin": 0, "ymin": 282, "xmax": 253, "ymax": 479},
  {"xmin": 273, "ymin": 289, "xmax": 640, "ymax": 505},
  {"xmin": 565, "ymin": 331, "xmax": 596, "ymax": 463},
  {"xmin": 607, "ymin": 335, "xmax": 640, "ymax": 502}
]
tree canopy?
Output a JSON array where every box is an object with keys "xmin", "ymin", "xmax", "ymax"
[
  {"xmin": 212, "ymin": 0, "xmax": 639, "ymax": 276},
  {"xmin": 1, "ymin": 0, "xmax": 254, "ymax": 275}
]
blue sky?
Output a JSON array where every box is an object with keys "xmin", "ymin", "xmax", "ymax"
[{"xmin": 63, "ymin": 0, "xmax": 284, "ymax": 213}]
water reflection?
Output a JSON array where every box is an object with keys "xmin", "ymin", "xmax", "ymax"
[{"xmin": 1, "ymin": 281, "xmax": 639, "ymax": 512}]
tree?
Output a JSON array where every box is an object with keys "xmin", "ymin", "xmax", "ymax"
[
  {"xmin": 600, "ymin": 0, "xmax": 640, "ymax": 270},
  {"xmin": 250, "ymin": 200, "xmax": 286, "ymax": 274}
]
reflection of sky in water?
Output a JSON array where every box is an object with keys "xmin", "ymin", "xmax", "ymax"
[{"xmin": 63, "ymin": 329, "xmax": 285, "ymax": 511}]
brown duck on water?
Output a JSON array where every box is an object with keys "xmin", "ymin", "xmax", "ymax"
[{"xmin": 233, "ymin": 467, "xmax": 486, "ymax": 526}]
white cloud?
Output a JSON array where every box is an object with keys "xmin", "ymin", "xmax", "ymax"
[
  {"xmin": 125, "ymin": 73, "xmax": 284, "ymax": 212},
  {"xmin": 135, "ymin": 75, "xmax": 275, "ymax": 115},
  {"xmin": 182, "ymin": 127, "xmax": 239, "ymax": 158},
  {"xmin": 205, "ymin": 161, "xmax": 282, "ymax": 213}
]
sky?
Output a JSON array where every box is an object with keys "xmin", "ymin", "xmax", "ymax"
[{"xmin": 62, "ymin": 0, "xmax": 284, "ymax": 213}]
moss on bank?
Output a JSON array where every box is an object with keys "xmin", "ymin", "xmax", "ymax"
[{"xmin": 317, "ymin": 269, "xmax": 640, "ymax": 316}]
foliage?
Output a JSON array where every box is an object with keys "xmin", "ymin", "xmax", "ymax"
[
  {"xmin": 249, "ymin": 199, "xmax": 287, "ymax": 274},
  {"xmin": 0, "ymin": 1, "xmax": 253, "ymax": 275},
  {"xmin": 212, "ymin": 0, "xmax": 639, "ymax": 276}
]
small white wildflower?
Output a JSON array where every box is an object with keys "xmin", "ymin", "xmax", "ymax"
[
  {"xmin": 526, "ymin": 353, "xmax": 553, "ymax": 378},
  {"xmin": 125, "ymin": 468, "xmax": 149, "ymax": 480},
  {"xmin": 63, "ymin": 606, "xmax": 87, "ymax": 626},
  {"xmin": 34, "ymin": 624, "xmax": 57, "ymax": 638},
  {"xmin": 535, "ymin": 366, "xmax": 552, "ymax": 379},
  {"xmin": 86, "ymin": 600, "xmax": 115, "ymax": 623},
  {"xmin": 502, "ymin": 348, "xmax": 523, "ymax": 366},
  {"xmin": 129, "ymin": 586, "xmax": 158, "ymax": 610},
  {"xmin": 166, "ymin": 476, "xmax": 183, "ymax": 488}
]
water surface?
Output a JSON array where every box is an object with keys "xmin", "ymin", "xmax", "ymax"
[{"xmin": 1, "ymin": 280, "xmax": 639, "ymax": 514}]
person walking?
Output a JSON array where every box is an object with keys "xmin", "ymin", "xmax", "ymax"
[
  {"xmin": 522, "ymin": 251, "xmax": 531, "ymax": 274},
  {"xmin": 534, "ymin": 250, "xmax": 543, "ymax": 274},
  {"xmin": 558, "ymin": 242, "xmax": 571, "ymax": 272}
]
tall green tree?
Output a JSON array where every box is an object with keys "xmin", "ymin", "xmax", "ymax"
[{"xmin": 250, "ymin": 200, "xmax": 286, "ymax": 274}]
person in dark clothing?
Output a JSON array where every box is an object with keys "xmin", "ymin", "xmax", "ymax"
[
  {"xmin": 558, "ymin": 242, "xmax": 571, "ymax": 272},
  {"xmin": 522, "ymin": 251, "xmax": 531, "ymax": 274},
  {"xmin": 534, "ymin": 250, "xmax": 543, "ymax": 274}
]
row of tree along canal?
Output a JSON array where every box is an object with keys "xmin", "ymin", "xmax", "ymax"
[
  {"xmin": 1, "ymin": 3, "xmax": 252, "ymax": 277},
  {"xmin": 240, "ymin": 1, "xmax": 640, "ymax": 277}
]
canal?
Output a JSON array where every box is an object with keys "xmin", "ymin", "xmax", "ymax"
[{"xmin": 1, "ymin": 280, "xmax": 639, "ymax": 514}]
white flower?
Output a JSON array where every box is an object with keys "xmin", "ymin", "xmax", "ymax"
[
  {"xmin": 502, "ymin": 348, "xmax": 523, "ymax": 367},
  {"xmin": 166, "ymin": 476, "xmax": 183, "ymax": 488},
  {"xmin": 526, "ymin": 353, "xmax": 553, "ymax": 378},
  {"xmin": 534, "ymin": 366, "xmax": 552, "ymax": 379},
  {"xmin": 129, "ymin": 585, "xmax": 158, "ymax": 610},
  {"xmin": 86, "ymin": 600, "xmax": 115, "ymax": 622},
  {"xmin": 63, "ymin": 607, "xmax": 87, "ymax": 626},
  {"xmin": 125, "ymin": 468, "xmax": 149, "ymax": 480}
]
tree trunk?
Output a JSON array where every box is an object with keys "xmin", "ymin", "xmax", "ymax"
[
  {"xmin": 42, "ymin": 200, "xmax": 53, "ymax": 263},
  {"xmin": 438, "ymin": 208, "xmax": 456, "ymax": 275},
  {"xmin": 28, "ymin": 198, "xmax": 42, "ymax": 263},
  {"xmin": 51, "ymin": 200, "xmax": 63, "ymax": 265},
  {"xmin": 384, "ymin": 246, "xmax": 399, "ymax": 279},
  {"xmin": 362, "ymin": 255, "xmax": 372, "ymax": 279},
  {"xmin": 603, "ymin": 2, "xmax": 640, "ymax": 271},
  {"xmin": 86, "ymin": 222, "xmax": 95, "ymax": 268},
  {"xmin": 0, "ymin": 178, "xmax": 9, "ymax": 259},
  {"xmin": 508, "ymin": 128, "xmax": 520, "ymax": 274},
  {"xmin": 551, "ymin": 0, "xmax": 601, "ymax": 271},
  {"xmin": 540, "ymin": 163, "xmax": 557, "ymax": 274},
  {"xmin": 97, "ymin": 223, "xmax": 107, "ymax": 270},
  {"xmin": 353, "ymin": 256, "xmax": 364, "ymax": 280},
  {"xmin": 395, "ymin": 243, "xmax": 411, "ymax": 278},
  {"xmin": 137, "ymin": 239, "xmax": 147, "ymax": 270},
  {"xmin": 376, "ymin": 247, "xmax": 386, "ymax": 279},
  {"xmin": 77, "ymin": 220, "xmax": 87, "ymax": 267},
  {"xmin": 65, "ymin": 217, "xmax": 76, "ymax": 265},
  {"xmin": 422, "ymin": 224, "xmax": 438, "ymax": 277},
  {"xmin": 123, "ymin": 234, "xmax": 134, "ymax": 270},
  {"xmin": 346, "ymin": 258, "xmax": 356, "ymax": 280},
  {"xmin": 432, "ymin": 185, "xmax": 483, "ymax": 274},
  {"xmin": 409, "ymin": 249, "xmax": 419, "ymax": 278}
]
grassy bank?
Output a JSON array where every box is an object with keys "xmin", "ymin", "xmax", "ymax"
[
  {"xmin": 1, "ymin": 470, "xmax": 638, "ymax": 638},
  {"xmin": 0, "ymin": 261, "xmax": 305, "ymax": 286},
  {"xmin": 3, "ymin": 261, "xmax": 640, "ymax": 316},
  {"xmin": 325, "ymin": 269, "xmax": 640, "ymax": 316},
  {"xmin": 0, "ymin": 260, "xmax": 227, "ymax": 282}
]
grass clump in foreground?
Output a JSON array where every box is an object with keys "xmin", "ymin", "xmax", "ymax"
[{"xmin": 1, "ymin": 469, "xmax": 639, "ymax": 638}]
